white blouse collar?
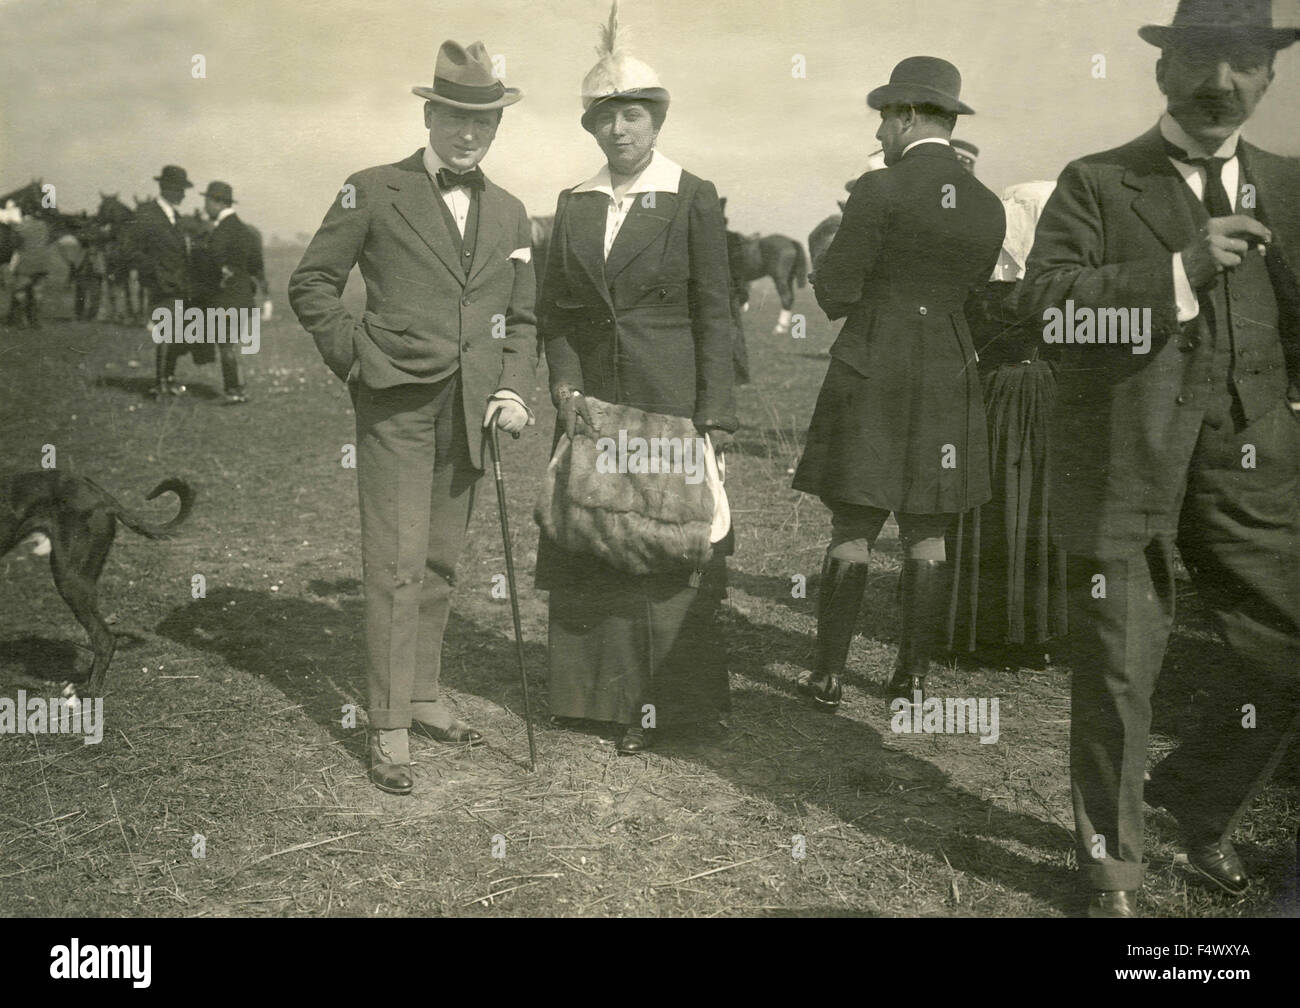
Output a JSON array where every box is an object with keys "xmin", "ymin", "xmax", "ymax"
[{"xmin": 572, "ymin": 149, "xmax": 682, "ymax": 197}]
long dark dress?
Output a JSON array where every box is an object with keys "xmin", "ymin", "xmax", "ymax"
[
  {"xmin": 945, "ymin": 280, "xmax": 1068, "ymax": 654},
  {"xmin": 535, "ymin": 156, "xmax": 738, "ymax": 727}
]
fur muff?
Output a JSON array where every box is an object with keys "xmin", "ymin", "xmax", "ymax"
[{"xmin": 535, "ymin": 397, "xmax": 714, "ymax": 576}]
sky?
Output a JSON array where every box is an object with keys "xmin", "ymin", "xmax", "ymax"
[{"xmin": 2, "ymin": 0, "xmax": 1298, "ymax": 247}]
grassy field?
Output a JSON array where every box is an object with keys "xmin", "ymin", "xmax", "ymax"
[{"xmin": 1, "ymin": 247, "xmax": 1296, "ymax": 917}]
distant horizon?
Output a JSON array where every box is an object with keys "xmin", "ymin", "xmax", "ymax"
[{"xmin": 3, "ymin": 0, "xmax": 1298, "ymax": 249}]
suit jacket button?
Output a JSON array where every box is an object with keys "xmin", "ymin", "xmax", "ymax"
[
  {"xmin": 918, "ymin": 306, "xmax": 927, "ymax": 315},
  {"xmin": 1176, "ymin": 394, "xmax": 1188, "ymax": 405},
  {"xmin": 461, "ymin": 297, "xmax": 470, "ymax": 306}
]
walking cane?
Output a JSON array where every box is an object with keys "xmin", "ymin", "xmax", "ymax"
[{"xmin": 488, "ymin": 423, "xmax": 537, "ymax": 771}]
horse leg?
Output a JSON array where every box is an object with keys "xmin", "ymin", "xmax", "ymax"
[{"xmin": 772, "ymin": 270, "xmax": 794, "ymax": 334}]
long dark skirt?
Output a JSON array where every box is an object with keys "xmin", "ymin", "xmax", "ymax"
[
  {"xmin": 544, "ymin": 548, "xmax": 731, "ymax": 727},
  {"xmin": 945, "ymin": 359, "xmax": 1068, "ymax": 650}
]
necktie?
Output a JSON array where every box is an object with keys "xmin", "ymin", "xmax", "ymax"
[
  {"xmin": 436, "ymin": 166, "xmax": 485, "ymax": 192},
  {"xmin": 1162, "ymin": 138, "xmax": 1233, "ymax": 217}
]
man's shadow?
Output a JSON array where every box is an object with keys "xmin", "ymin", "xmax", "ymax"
[{"xmin": 152, "ymin": 574, "xmax": 1155, "ymax": 913}]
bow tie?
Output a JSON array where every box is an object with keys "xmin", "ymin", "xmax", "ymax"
[{"xmin": 436, "ymin": 166, "xmax": 485, "ymax": 192}]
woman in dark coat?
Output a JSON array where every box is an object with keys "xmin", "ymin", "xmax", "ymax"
[
  {"xmin": 535, "ymin": 15, "xmax": 737, "ymax": 754},
  {"xmin": 945, "ymin": 182, "xmax": 1068, "ymax": 668}
]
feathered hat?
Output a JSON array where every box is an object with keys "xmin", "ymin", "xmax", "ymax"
[{"xmin": 580, "ymin": 1, "xmax": 669, "ymax": 132}]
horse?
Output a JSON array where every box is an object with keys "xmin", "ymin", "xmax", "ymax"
[
  {"xmin": 807, "ymin": 207, "xmax": 843, "ymax": 280},
  {"xmin": 1, "ymin": 180, "xmax": 66, "ymax": 328},
  {"xmin": 95, "ymin": 193, "xmax": 142, "ymax": 324},
  {"xmin": 530, "ymin": 214, "xmax": 555, "ymax": 298},
  {"xmin": 808, "ymin": 156, "xmax": 888, "ymax": 283},
  {"xmin": 718, "ymin": 199, "xmax": 806, "ymax": 336}
]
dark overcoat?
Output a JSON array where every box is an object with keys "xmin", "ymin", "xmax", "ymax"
[
  {"xmin": 535, "ymin": 162, "xmax": 737, "ymax": 588},
  {"xmin": 1020, "ymin": 126, "xmax": 1300, "ymax": 557},
  {"xmin": 132, "ymin": 199, "xmax": 190, "ymax": 301},
  {"xmin": 539, "ymin": 168, "xmax": 737, "ymax": 434},
  {"xmin": 198, "ymin": 212, "xmax": 259, "ymax": 310},
  {"xmin": 793, "ymin": 142, "xmax": 1006, "ymax": 515}
]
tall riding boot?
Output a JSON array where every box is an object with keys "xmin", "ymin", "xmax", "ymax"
[
  {"xmin": 797, "ymin": 553, "xmax": 870, "ymax": 711},
  {"xmin": 886, "ymin": 559, "xmax": 949, "ymax": 712}
]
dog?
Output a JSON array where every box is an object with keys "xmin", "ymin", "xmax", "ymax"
[{"xmin": 1, "ymin": 470, "xmax": 195, "ymax": 694}]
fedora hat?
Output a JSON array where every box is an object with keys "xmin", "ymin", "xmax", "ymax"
[
  {"xmin": 580, "ymin": 2, "xmax": 670, "ymax": 132},
  {"xmin": 412, "ymin": 40, "xmax": 522, "ymax": 110},
  {"xmin": 154, "ymin": 165, "xmax": 193, "ymax": 189},
  {"xmin": 1139, "ymin": 0, "xmax": 1300, "ymax": 49},
  {"xmin": 200, "ymin": 181, "xmax": 235, "ymax": 204},
  {"xmin": 867, "ymin": 56, "xmax": 974, "ymax": 116}
]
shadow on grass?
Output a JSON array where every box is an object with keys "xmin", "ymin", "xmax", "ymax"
[{"xmin": 154, "ymin": 581, "xmax": 1079, "ymax": 913}]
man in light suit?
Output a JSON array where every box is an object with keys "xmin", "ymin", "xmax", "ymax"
[
  {"xmin": 1022, "ymin": 0, "xmax": 1300, "ymax": 916},
  {"xmin": 290, "ymin": 40, "xmax": 537, "ymax": 795}
]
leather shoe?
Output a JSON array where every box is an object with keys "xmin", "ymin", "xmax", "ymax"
[
  {"xmin": 886, "ymin": 669, "xmax": 926, "ymax": 711},
  {"xmin": 1145, "ymin": 777, "xmax": 1250, "ymax": 896},
  {"xmin": 618, "ymin": 726, "xmax": 651, "ymax": 754},
  {"xmin": 1187, "ymin": 839, "xmax": 1249, "ymax": 897},
  {"xmin": 367, "ymin": 729, "xmax": 413, "ymax": 795},
  {"xmin": 797, "ymin": 671, "xmax": 843, "ymax": 710},
  {"xmin": 414, "ymin": 719, "xmax": 484, "ymax": 746},
  {"xmin": 1086, "ymin": 890, "xmax": 1137, "ymax": 918}
]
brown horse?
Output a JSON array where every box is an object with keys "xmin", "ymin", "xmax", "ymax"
[{"xmin": 720, "ymin": 198, "xmax": 807, "ymax": 336}]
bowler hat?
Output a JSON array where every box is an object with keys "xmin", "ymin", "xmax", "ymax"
[
  {"xmin": 867, "ymin": 56, "xmax": 974, "ymax": 116},
  {"xmin": 200, "ymin": 181, "xmax": 235, "ymax": 204},
  {"xmin": 154, "ymin": 165, "xmax": 193, "ymax": 189},
  {"xmin": 412, "ymin": 40, "xmax": 522, "ymax": 110},
  {"xmin": 1139, "ymin": 0, "xmax": 1300, "ymax": 49}
]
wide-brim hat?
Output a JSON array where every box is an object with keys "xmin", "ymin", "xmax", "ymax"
[
  {"xmin": 867, "ymin": 56, "xmax": 974, "ymax": 116},
  {"xmin": 200, "ymin": 181, "xmax": 235, "ymax": 204},
  {"xmin": 412, "ymin": 40, "xmax": 522, "ymax": 110},
  {"xmin": 579, "ymin": 3, "xmax": 669, "ymax": 132},
  {"xmin": 1139, "ymin": 0, "xmax": 1300, "ymax": 49},
  {"xmin": 154, "ymin": 165, "xmax": 193, "ymax": 189}
]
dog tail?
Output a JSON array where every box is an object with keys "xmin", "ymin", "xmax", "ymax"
[{"xmin": 108, "ymin": 478, "xmax": 196, "ymax": 539}]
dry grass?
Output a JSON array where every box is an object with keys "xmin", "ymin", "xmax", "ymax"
[{"xmin": 0, "ymin": 252, "xmax": 1296, "ymax": 917}]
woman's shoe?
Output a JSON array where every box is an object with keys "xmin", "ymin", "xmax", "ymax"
[{"xmin": 618, "ymin": 725, "xmax": 652, "ymax": 754}]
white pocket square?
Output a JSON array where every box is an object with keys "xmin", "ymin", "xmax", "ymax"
[{"xmin": 509, "ymin": 246, "xmax": 532, "ymax": 263}]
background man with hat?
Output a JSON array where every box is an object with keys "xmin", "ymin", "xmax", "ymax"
[
  {"xmin": 137, "ymin": 164, "xmax": 196, "ymax": 396},
  {"xmin": 290, "ymin": 40, "xmax": 536, "ymax": 795},
  {"xmin": 196, "ymin": 180, "xmax": 257, "ymax": 404},
  {"xmin": 1022, "ymin": 0, "xmax": 1300, "ymax": 917},
  {"xmin": 793, "ymin": 56, "xmax": 1006, "ymax": 715}
]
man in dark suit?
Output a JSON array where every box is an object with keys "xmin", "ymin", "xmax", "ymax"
[
  {"xmin": 136, "ymin": 165, "xmax": 194, "ymax": 397},
  {"xmin": 1021, "ymin": 0, "xmax": 1300, "ymax": 917},
  {"xmin": 197, "ymin": 181, "xmax": 257, "ymax": 403},
  {"xmin": 290, "ymin": 40, "xmax": 537, "ymax": 795},
  {"xmin": 793, "ymin": 57, "xmax": 1005, "ymax": 713}
]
